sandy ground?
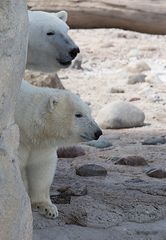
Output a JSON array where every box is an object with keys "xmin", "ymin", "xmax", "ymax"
[{"xmin": 25, "ymin": 28, "xmax": 166, "ymax": 240}]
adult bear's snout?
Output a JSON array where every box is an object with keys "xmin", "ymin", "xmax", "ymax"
[{"xmin": 69, "ymin": 47, "xmax": 80, "ymax": 59}]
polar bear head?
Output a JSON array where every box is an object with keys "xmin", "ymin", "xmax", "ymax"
[
  {"xmin": 27, "ymin": 10, "xmax": 80, "ymax": 72},
  {"xmin": 43, "ymin": 90, "xmax": 102, "ymax": 146}
]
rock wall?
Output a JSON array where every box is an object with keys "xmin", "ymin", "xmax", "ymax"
[{"xmin": 0, "ymin": 1, "xmax": 32, "ymax": 239}]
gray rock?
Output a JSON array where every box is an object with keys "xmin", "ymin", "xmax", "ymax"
[
  {"xmin": 76, "ymin": 164, "xmax": 107, "ymax": 176},
  {"xmin": 128, "ymin": 74, "xmax": 146, "ymax": 84},
  {"xmin": 86, "ymin": 138, "xmax": 112, "ymax": 148},
  {"xmin": 96, "ymin": 101, "xmax": 145, "ymax": 129},
  {"xmin": 63, "ymin": 208, "xmax": 87, "ymax": 227},
  {"xmin": 114, "ymin": 156, "xmax": 147, "ymax": 166},
  {"xmin": 110, "ymin": 156, "xmax": 122, "ymax": 162},
  {"xmin": 57, "ymin": 183, "xmax": 88, "ymax": 197},
  {"xmin": 57, "ymin": 146, "xmax": 85, "ymax": 158},
  {"xmin": 145, "ymin": 166, "xmax": 166, "ymax": 178},
  {"xmin": 142, "ymin": 136, "xmax": 166, "ymax": 145},
  {"xmin": 50, "ymin": 194, "xmax": 71, "ymax": 204}
]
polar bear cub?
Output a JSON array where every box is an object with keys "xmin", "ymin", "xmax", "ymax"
[{"xmin": 15, "ymin": 80, "xmax": 102, "ymax": 218}]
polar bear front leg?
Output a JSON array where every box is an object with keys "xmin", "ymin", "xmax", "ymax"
[{"xmin": 27, "ymin": 147, "xmax": 58, "ymax": 219}]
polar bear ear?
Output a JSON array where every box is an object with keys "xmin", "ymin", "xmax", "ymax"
[
  {"xmin": 48, "ymin": 96, "xmax": 59, "ymax": 112},
  {"xmin": 55, "ymin": 11, "xmax": 68, "ymax": 22}
]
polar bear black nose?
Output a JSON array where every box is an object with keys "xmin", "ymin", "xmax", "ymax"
[
  {"xmin": 94, "ymin": 129, "xmax": 103, "ymax": 140},
  {"xmin": 69, "ymin": 47, "xmax": 80, "ymax": 59}
]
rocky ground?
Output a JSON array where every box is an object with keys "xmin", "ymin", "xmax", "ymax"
[{"xmin": 25, "ymin": 28, "xmax": 166, "ymax": 240}]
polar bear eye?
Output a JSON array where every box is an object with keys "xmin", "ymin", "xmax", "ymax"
[
  {"xmin": 75, "ymin": 113, "xmax": 83, "ymax": 118},
  {"xmin": 47, "ymin": 31, "xmax": 55, "ymax": 36}
]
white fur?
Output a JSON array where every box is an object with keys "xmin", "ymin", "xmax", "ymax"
[
  {"xmin": 15, "ymin": 80, "xmax": 102, "ymax": 218},
  {"xmin": 27, "ymin": 10, "xmax": 79, "ymax": 72}
]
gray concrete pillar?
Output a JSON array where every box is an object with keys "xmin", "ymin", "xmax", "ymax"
[{"xmin": 0, "ymin": 1, "xmax": 32, "ymax": 239}]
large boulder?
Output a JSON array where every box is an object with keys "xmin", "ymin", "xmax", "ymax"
[
  {"xmin": 0, "ymin": 1, "xmax": 32, "ymax": 239},
  {"xmin": 96, "ymin": 101, "xmax": 145, "ymax": 129}
]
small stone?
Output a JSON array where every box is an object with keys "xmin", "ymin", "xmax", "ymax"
[
  {"xmin": 110, "ymin": 156, "xmax": 121, "ymax": 162},
  {"xmin": 50, "ymin": 194, "xmax": 71, "ymax": 204},
  {"xmin": 145, "ymin": 73, "xmax": 161, "ymax": 84},
  {"xmin": 128, "ymin": 49, "xmax": 142, "ymax": 58},
  {"xmin": 85, "ymin": 101, "xmax": 91, "ymax": 106},
  {"xmin": 142, "ymin": 136, "xmax": 166, "ymax": 145},
  {"xmin": 149, "ymin": 94, "xmax": 163, "ymax": 103},
  {"xmin": 49, "ymin": 73, "xmax": 65, "ymax": 89},
  {"xmin": 127, "ymin": 74, "xmax": 146, "ymax": 84},
  {"xmin": 30, "ymin": 73, "xmax": 35, "ymax": 79},
  {"xmin": 76, "ymin": 164, "xmax": 107, "ymax": 177},
  {"xmin": 57, "ymin": 146, "xmax": 85, "ymax": 158},
  {"xmin": 57, "ymin": 183, "xmax": 87, "ymax": 196},
  {"xmin": 145, "ymin": 166, "xmax": 166, "ymax": 178},
  {"xmin": 138, "ymin": 45, "xmax": 157, "ymax": 51},
  {"xmin": 56, "ymin": 186, "xmax": 70, "ymax": 193},
  {"xmin": 65, "ymin": 209, "xmax": 87, "ymax": 226},
  {"xmin": 129, "ymin": 97, "xmax": 141, "ymax": 102},
  {"xmin": 96, "ymin": 101, "xmax": 145, "ymax": 129},
  {"xmin": 127, "ymin": 61, "xmax": 151, "ymax": 73},
  {"xmin": 86, "ymin": 138, "xmax": 112, "ymax": 148},
  {"xmin": 125, "ymin": 178, "xmax": 145, "ymax": 183},
  {"xmin": 116, "ymin": 32, "xmax": 127, "ymax": 38},
  {"xmin": 110, "ymin": 87, "xmax": 125, "ymax": 93},
  {"xmin": 72, "ymin": 54, "xmax": 83, "ymax": 69},
  {"xmin": 114, "ymin": 156, "xmax": 147, "ymax": 166}
]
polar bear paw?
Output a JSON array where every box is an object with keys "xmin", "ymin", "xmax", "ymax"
[{"xmin": 33, "ymin": 202, "xmax": 58, "ymax": 219}]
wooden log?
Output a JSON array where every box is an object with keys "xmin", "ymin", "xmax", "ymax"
[{"xmin": 27, "ymin": 0, "xmax": 166, "ymax": 34}]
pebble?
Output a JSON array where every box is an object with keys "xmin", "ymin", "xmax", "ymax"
[
  {"xmin": 51, "ymin": 183, "xmax": 87, "ymax": 204},
  {"xmin": 64, "ymin": 208, "xmax": 87, "ymax": 226},
  {"xmin": 145, "ymin": 166, "xmax": 166, "ymax": 178},
  {"xmin": 50, "ymin": 194, "xmax": 71, "ymax": 204},
  {"xmin": 57, "ymin": 146, "xmax": 85, "ymax": 158},
  {"xmin": 149, "ymin": 94, "xmax": 163, "ymax": 103},
  {"xmin": 76, "ymin": 164, "xmax": 107, "ymax": 177},
  {"xmin": 129, "ymin": 97, "xmax": 141, "ymax": 102},
  {"xmin": 96, "ymin": 101, "xmax": 145, "ymax": 129},
  {"xmin": 57, "ymin": 183, "xmax": 87, "ymax": 196},
  {"xmin": 72, "ymin": 54, "xmax": 83, "ymax": 69},
  {"xmin": 127, "ymin": 61, "xmax": 151, "ymax": 73},
  {"xmin": 114, "ymin": 156, "xmax": 147, "ymax": 166},
  {"xmin": 86, "ymin": 138, "xmax": 112, "ymax": 148},
  {"xmin": 145, "ymin": 73, "xmax": 161, "ymax": 84},
  {"xmin": 110, "ymin": 87, "xmax": 125, "ymax": 93},
  {"xmin": 127, "ymin": 74, "xmax": 146, "ymax": 84},
  {"xmin": 138, "ymin": 45, "xmax": 157, "ymax": 51},
  {"xmin": 142, "ymin": 136, "xmax": 166, "ymax": 145}
]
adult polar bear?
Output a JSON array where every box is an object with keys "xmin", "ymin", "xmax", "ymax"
[
  {"xmin": 15, "ymin": 80, "xmax": 102, "ymax": 219},
  {"xmin": 27, "ymin": 10, "xmax": 80, "ymax": 72}
]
